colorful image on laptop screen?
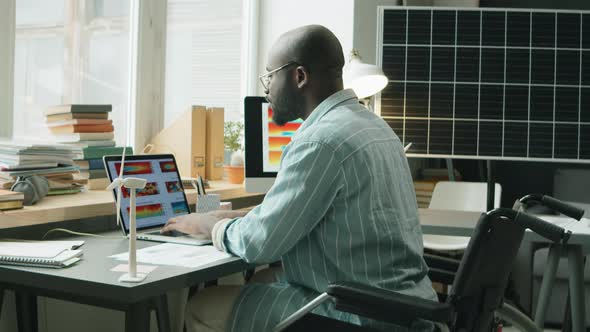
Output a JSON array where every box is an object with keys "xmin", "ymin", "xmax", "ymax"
[
  {"xmin": 105, "ymin": 156, "xmax": 190, "ymax": 231},
  {"xmin": 262, "ymin": 103, "xmax": 303, "ymax": 172}
]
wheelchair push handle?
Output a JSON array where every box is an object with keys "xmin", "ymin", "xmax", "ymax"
[
  {"xmin": 519, "ymin": 194, "xmax": 585, "ymax": 221},
  {"xmin": 541, "ymin": 195, "xmax": 585, "ymax": 221},
  {"xmin": 515, "ymin": 212, "xmax": 571, "ymax": 244}
]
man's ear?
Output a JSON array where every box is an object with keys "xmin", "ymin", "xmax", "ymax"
[{"xmin": 295, "ymin": 66, "xmax": 308, "ymax": 89}]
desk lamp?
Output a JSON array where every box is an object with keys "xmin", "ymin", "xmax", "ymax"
[
  {"xmin": 343, "ymin": 49, "xmax": 388, "ymax": 102},
  {"xmin": 107, "ymin": 147, "xmax": 148, "ymax": 283}
]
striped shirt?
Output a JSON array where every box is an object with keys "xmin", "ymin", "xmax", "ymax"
[{"xmin": 215, "ymin": 89, "xmax": 437, "ymax": 331}]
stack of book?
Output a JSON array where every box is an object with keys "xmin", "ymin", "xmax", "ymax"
[
  {"xmin": 74, "ymin": 146, "xmax": 133, "ymax": 190},
  {"xmin": 0, "ymin": 189, "xmax": 24, "ymax": 210},
  {"xmin": 45, "ymin": 104, "xmax": 115, "ymax": 148},
  {"xmin": 419, "ymin": 168, "xmax": 462, "ymax": 181},
  {"xmin": 0, "ymin": 141, "xmax": 84, "ymax": 194},
  {"xmin": 413, "ymin": 168, "xmax": 463, "ymax": 208},
  {"xmin": 44, "ymin": 104, "xmax": 134, "ymax": 191},
  {"xmin": 414, "ymin": 180, "xmax": 437, "ymax": 208}
]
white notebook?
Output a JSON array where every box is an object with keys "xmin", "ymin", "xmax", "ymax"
[{"xmin": 0, "ymin": 241, "xmax": 84, "ymax": 268}]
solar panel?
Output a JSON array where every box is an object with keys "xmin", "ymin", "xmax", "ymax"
[{"xmin": 378, "ymin": 7, "xmax": 590, "ymax": 163}]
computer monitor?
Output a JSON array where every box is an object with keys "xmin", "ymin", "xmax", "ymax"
[{"xmin": 244, "ymin": 96, "xmax": 303, "ymax": 193}]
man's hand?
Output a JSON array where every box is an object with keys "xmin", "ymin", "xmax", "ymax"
[{"xmin": 160, "ymin": 209, "xmax": 249, "ymax": 239}]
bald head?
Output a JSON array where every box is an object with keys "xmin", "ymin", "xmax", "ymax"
[
  {"xmin": 270, "ymin": 25, "xmax": 345, "ymax": 79},
  {"xmin": 264, "ymin": 25, "xmax": 345, "ymax": 125}
]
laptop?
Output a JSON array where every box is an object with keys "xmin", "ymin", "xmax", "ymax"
[{"xmin": 103, "ymin": 154, "xmax": 211, "ymax": 246}]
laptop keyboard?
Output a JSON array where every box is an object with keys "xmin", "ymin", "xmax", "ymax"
[{"xmin": 145, "ymin": 230, "xmax": 184, "ymax": 237}]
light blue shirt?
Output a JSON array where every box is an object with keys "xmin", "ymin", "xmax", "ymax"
[{"xmin": 218, "ymin": 89, "xmax": 436, "ymax": 331}]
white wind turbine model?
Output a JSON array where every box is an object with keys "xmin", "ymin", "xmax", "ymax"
[{"xmin": 107, "ymin": 147, "xmax": 148, "ymax": 283}]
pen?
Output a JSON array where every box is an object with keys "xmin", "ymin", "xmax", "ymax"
[
  {"xmin": 197, "ymin": 176, "xmax": 206, "ymax": 196},
  {"xmin": 191, "ymin": 179, "xmax": 201, "ymax": 196},
  {"xmin": 404, "ymin": 142, "xmax": 412, "ymax": 152}
]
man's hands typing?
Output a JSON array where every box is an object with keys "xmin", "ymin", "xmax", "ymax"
[{"xmin": 161, "ymin": 209, "xmax": 249, "ymax": 239}]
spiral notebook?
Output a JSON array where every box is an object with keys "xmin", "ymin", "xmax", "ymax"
[{"xmin": 0, "ymin": 241, "xmax": 84, "ymax": 268}]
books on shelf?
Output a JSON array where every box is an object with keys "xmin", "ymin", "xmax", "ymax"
[
  {"xmin": 74, "ymin": 158, "xmax": 106, "ymax": 170},
  {"xmin": 0, "ymin": 200, "xmax": 23, "ymax": 210},
  {"xmin": 79, "ymin": 169, "xmax": 107, "ymax": 179},
  {"xmin": 414, "ymin": 180, "xmax": 437, "ymax": 209},
  {"xmin": 0, "ymin": 189, "xmax": 24, "ymax": 210},
  {"xmin": 0, "ymin": 240, "xmax": 84, "ymax": 268},
  {"xmin": 420, "ymin": 168, "xmax": 462, "ymax": 181},
  {"xmin": 81, "ymin": 146, "xmax": 133, "ymax": 160},
  {"xmin": 87, "ymin": 177, "xmax": 110, "ymax": 190},
  {"xmin": 45, "ymin": 119, "xmax": 113, "ymax": 127},
  {"xmin": 47, "ymin": 187, "xmax": 83, "ymax": 196},
  {"xmin": 0, "ymin": 141, "xmax": 81, "ymax": 189},
  {"xmin": 413, "ymin": 180, "xmax": 438, "ymax": 191},
  {"xmin": 44, "ymin": 104, "xmax": 112, "ymax": 116},
  {"xmin": 48, "ymin": 124, "xmax": 115, "ymax": 134},
  {"xmin": 62, "ymin": 140, "xmax": 116, "ymax": 148},
  {"xmin": 46, "ymin": 112, "xmax": 109, "ymax": 122},
  {"xmin": 0, "ymin": 189, "xmax": 24, "ymax": 202},
  {"xmin": 52, "ymin": 132, "xmax": 115, "ymax": 143}
]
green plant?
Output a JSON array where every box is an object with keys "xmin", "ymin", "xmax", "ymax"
[{"xmin": 224, "ymin": 121, "xmax": 244, "ymax": 152}]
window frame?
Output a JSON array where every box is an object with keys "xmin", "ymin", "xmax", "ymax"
[
  {"xmin": 0, "ymin": 0, "xmax": 15, "ymax": 138},
  {"xmin": 1, "ymin": 0, "xmax": 259, "ymax": 150}
]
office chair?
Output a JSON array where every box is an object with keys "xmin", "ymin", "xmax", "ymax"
[{"xmin": 274, "ymin": 208, "xmax": 571, "ymax": 332}]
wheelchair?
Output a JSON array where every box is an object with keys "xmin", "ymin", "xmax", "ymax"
[{"xmin": 274, "ymin": 195, "xmax": 584, "ymax": 332}]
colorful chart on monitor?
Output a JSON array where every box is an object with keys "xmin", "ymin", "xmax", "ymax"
[
  {"xmin": 262, "ymin": 104, "xmax": 303, "ymax": 172},
  {"xmin": 128, "ymin": 203, "xmax": 164, "ymax": 219},
  {"xmin": 115, "ymin": 161, "xmax": 153, "ymax": 175}
]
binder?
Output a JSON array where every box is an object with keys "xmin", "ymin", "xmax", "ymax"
[
  {"xmin": 148, "ymin": 106, "xmax": 207, "ymax": 179},
  {"xmin": 206, "ymin": 107, "xmax": 225, "ymax": 180}
]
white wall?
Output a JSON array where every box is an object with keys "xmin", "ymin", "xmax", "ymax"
[
  {"xmin": 353, "ymin": 0, "xmax": 400, "ymax": 65},
  {"xmin": 256, "ymin": 0, "xmax": 355, "ymax": 95}
]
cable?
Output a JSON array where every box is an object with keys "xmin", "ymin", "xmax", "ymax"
[{"xmin": 42, "ymin": 228, "xmax": 125, "ymax": 240}]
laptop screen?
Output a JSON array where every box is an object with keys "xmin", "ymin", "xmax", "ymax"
[{"xmin": 104, "ymin": 154, "xmax": 191, "ymax": 233}]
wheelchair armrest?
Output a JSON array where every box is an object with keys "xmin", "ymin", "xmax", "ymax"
[
  {"xmin": 326, "ymin": 281, "xmax": 454, "ymax": 326},
  {"xmin": 424, "ymin": 253, "xmax": 461, "ymax": 272},
  {"xmin": 428, "ymin": 267, "xmax": 456, "ymax": 285}
]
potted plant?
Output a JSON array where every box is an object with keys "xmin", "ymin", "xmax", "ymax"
[{"xmin": 223, "ymin": 121, "xmax": 245, "ymax": 184}]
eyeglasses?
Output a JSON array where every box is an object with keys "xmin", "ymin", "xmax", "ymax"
[{"xmin": 258, "ymin": 61, "xmax": 299, "ymax": 91}]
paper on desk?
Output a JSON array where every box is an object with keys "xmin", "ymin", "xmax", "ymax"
[
  {"xmin": 110, "ymin": 264, "xmax": 158, "ymax": 274},
  {"xmin": 109, "ymin": 243, "xmax": 232, "ymax": 268}
]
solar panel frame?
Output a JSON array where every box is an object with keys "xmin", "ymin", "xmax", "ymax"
[{"xmin": 377, "ymin": 6, "xmax": 590, "ymax": 163}]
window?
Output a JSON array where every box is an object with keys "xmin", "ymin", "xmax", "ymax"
[
  {"xmin": 164, "ymin": 0, "xmax": 245, "ymax": 125},
  {"xmin": 13, "ymin": 0, "xmax": 132, "ymax": 144}
]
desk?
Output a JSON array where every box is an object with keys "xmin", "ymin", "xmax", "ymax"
[
  {"xmin": 418, "ymin": 208, "xmax": 589, "ymax": 332},
  {"xmin": 0, "ymin": 233, "xmax": 251, "ymax": 332},
  {"xmin": 0, "ymin": 181, "xmax": 262, "ymax": 229}
]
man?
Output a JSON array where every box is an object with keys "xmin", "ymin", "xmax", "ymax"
[{"xmin": 162, "ymin": 25, "xmax": 436, "ymax": 331}]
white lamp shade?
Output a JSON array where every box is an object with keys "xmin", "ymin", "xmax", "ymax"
[{"xmin": 343, "ymin": 57, "xmax": 388, "ymax": 99}]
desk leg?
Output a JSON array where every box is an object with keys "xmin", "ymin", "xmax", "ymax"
[
  {"xmin": 534, "ymin": 244, "xmax": 561, "ymax": 329},
  {"xmin": 566, "ymin": 245, "xmax": 586, "ymax": 332},
  {"xmin": 125, "ymin": 301, "xmax": 150, "ymax": 332},
  {"xmin": 154, "ymin": 294, "xmax": 172, "ymax": 332},
  {"xmin": 15, "ymin": 292, "xmax": 37, "ymax": 332},
  {"xmin": 0, "ymin": 287, "xmax": 4, "ymax": 318},
  {"xmin": 166, "ymin": 288, "xmax": 189, "ymax": 332}
]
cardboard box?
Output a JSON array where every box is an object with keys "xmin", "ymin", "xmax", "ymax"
[
  {"xmin": 205, "ymin": 107, "xmax": 224, "ymax": 180},
  {"xmin": 148, "ymin": 106, "xmax": 207, "ymax": 179}
]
